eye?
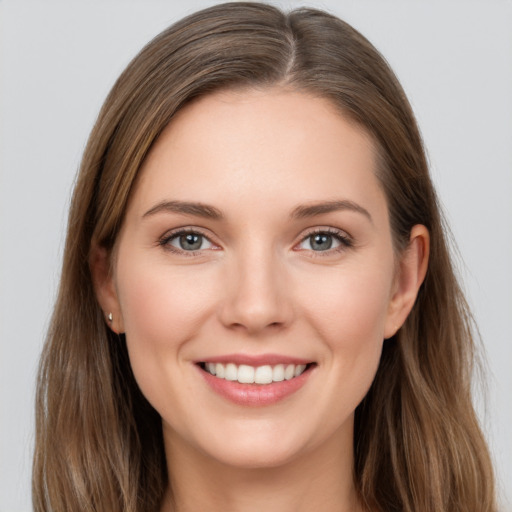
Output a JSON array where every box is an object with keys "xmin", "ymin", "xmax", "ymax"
[
  {"xmin": 160, "ymin": 230, "xmax": 215, "ymax": 253},
  {"xmin": 297, "ymin": 229, "xmax": 352, "ymax": 253}
]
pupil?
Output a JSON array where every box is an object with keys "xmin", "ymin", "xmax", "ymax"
[
  {"xmin": 180, "ymin": 233, "xmax": 202, "ymax": 250},
  {"xmin": 311, "ymin": 234, "xmax": 332, "ymax": 251}
]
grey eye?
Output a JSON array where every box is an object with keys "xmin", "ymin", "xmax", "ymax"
[
  {"xmin": 297, "ymin": 230, "xmax": 350, "ymax": 253},
  {"xmin": 308, "ymin": 233, "xmax": 334, "ymax": 251},
  {"xmin": 169, "ymin": 232, "xmax": 213, "ymax": 251}
]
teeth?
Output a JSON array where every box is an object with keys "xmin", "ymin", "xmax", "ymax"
[
  {"xmin": 203, "ymin": 362, "xmax": 308, "ymax": 384},
  {"xmin": 215, "ymin": 363, "xmax": 225, "ymax": 378},
  {"xmin": 294, "ymin": 364, "xmax": 306, "ymax": 377},
  {"xmin": 238, "ymin": 364, "xmax": 255, "ymax": 384},
  {"xmin": 254, "ymin": 365, "xmax": 273, "ymax": 384},
  {"xmin": 225, "ymin": 363, "xmax": 237, "ymax": 381},
  {"xmin": 284, "ymin": 364, "xmax": 295, "ymax": 380},
  {"xmin": 272, "ymin": 364, "xmax": 285, "ymax": 382}
]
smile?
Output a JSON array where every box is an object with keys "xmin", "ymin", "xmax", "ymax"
[
  {"xmin": 197, "ymin": 359, "xmax": 316, "ymax": 406},
  {"xmin": 201, "ymin": 362, "xmax": 308, "ymax": 384}
]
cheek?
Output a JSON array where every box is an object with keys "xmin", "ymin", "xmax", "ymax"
[
  {"xmin": 114, "ymin": 258, "xmax": 218, "ymax": 396},
  {"xmin": 300, "ymin": 261, "xmax": 393, "ymax": 345},
  {"xmin": 118, "ymin": 261, "xmax": 215, "ymax": 342},
  {"xmin": 304, "ymin": 263, "xmax": 392, "ymax": 416},
  {"xmin": 296, "ymin": 258, "xmax": 394, "ymax": 403}
]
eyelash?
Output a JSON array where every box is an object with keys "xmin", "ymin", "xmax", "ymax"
[
  {"xmin": 158, "ymin": 227, "xmax": 353, "ymax": 256},
  {"xmin": 297, "ymin": 228, "xmax": 353, "ymax": 257},
  {"xmin": 159, "ymin": 228, "xmax": 216, "ymax": 257}
]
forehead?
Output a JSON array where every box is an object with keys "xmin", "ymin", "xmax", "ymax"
[{"xmin": 129, "ymin": 88, "xmax": 386, "ymax": 223}]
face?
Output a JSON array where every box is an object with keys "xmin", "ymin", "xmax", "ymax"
[{"xmin": 97, "ymin": 88, "xmax": 419, "ymax": 470}]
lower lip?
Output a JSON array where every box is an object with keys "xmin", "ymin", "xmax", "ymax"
[{"xmin": 197, "ymin": 365, "xmax": 315, "ymax": 406}]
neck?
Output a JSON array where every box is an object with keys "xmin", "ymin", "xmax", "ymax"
[{"xmin": 160, "ymin": 424, "xmax": 363, "ymax": 512}]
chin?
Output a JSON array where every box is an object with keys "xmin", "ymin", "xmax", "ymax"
[
  {"xmin": 163, "ymin": 413, "xmax": 314, "ymax": 470},
  {"xmin": 189, "ymin": 414, "xmax": 339, "ymax": 471},
  {"xmin": 204, "ymin": 439, "xmax": 304, "ymax": 470}
]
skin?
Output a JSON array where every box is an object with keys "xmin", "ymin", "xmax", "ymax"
[{"xmin": 92, "ymin": 88, "xmax": 429, "ymax": 512}]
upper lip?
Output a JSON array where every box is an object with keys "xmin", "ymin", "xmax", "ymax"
[{"xmin": 196, "ymin": 353, "xmax": 314, "ymax": 366}]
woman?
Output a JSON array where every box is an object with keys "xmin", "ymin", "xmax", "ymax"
[{"xmin": 32, "ymin": 3, "xmax": 496, "ymax": 511}]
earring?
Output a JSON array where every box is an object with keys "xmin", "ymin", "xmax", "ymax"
[{"xmin": 107, "ymin": 312, "xmax": 113, "ymax": 323}]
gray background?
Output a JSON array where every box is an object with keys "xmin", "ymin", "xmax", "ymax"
[{"xmin": 1, "ymin": 1, "xmax": 511, "ymax": 510}]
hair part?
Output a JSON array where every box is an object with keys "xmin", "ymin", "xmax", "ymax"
[{"xmin": 33, "ymin": 3, "xmax": 496, "ymax": 511}]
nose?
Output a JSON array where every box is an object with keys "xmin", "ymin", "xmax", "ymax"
[{"xmin": 218, "ymin": 248, "xmax": 294, "ymax": 335}]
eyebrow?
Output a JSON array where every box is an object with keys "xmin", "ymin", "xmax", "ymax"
[
  {"xmin": 290, "ymin": 200, "xmax": 373, "ymax": 223},
  {"xmin": 143, "ymin": 200, "xmax": 224, "ymax": 220},
  {"xmin": 142, "ymin": 198, "xmax": 372, "ymax": 223}
]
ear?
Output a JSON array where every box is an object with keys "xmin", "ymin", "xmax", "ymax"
[
  {"xmin": 89, "ymin": 243, "xmax": 125, "ymax": 334},
  {"xmin": 384, "ymin": 224, "xmax": 430, "ymax": 339}
]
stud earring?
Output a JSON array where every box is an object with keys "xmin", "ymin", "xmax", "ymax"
[{"xmin": 107, "ymin": 312, "xmax": 113, "ymax": 323}]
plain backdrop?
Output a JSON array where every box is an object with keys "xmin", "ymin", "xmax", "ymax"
[{"xmin": 1, "ymin": 1, "xmax": 511, "ymax": 510}]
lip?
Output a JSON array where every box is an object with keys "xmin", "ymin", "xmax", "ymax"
[
  {"xmin": 195, "ymin": 353, "xmax": 313, "ymax": 366},
  {"xmin": 195, "ymin": 358, "xmax": 316, "ymax": 407}
]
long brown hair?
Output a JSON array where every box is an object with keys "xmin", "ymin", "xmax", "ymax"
[{"xmin": 33, "ymin": 3, "xmax": 496, "ymax": 511}]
